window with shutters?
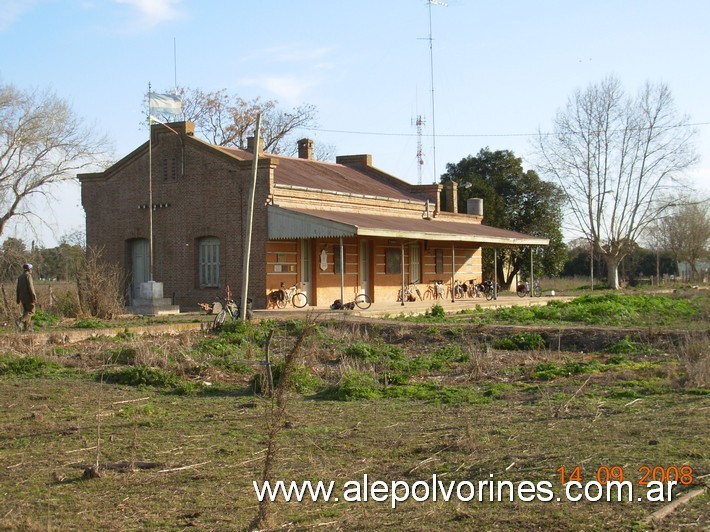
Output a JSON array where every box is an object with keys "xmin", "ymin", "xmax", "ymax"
[{"xmin": 198, "ymin": 237, "xmax": 220, "ymax": 287}]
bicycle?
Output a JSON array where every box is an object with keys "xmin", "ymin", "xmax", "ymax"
[
  {"xmin": 516, "ymin": 279, "xmax": 542, "ymax": 297},
  {"xmin": 212, "ymin": 296, "xmax": 239, "ymax": 330},
  {"xmin": 331, "ymin": 291, "xmax": 372, "ymax": 310},
  {"xmin": 466, "ymin": 279, "xmax": 479, "ymax": 298},
  {"xmin": 477, "ymin": 279, "xmax": 498, "ymax": 301},
  {"xmin": 453, "ymin": 279, "xmax": 467, "ymax": 299},
  {"xmin": 274, "ymin": 282, "xmax": 308, "ymax": 308},
  {"xmin": 397, "ymin": 280, "xmax": 422, "ymax": 302},
  {"xmin": 443, "ymin": 279, "xmax": 467, "ymax": 300},
  {"xmin": 423, "ymin": 280, "xmax": 445, "ymax": 300}
]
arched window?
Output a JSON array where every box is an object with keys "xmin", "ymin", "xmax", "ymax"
[{"xmin": 198, "ymin": 237, "xmax": 220, "ymax": 288}]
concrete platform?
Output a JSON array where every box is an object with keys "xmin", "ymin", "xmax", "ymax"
[{"xmin": 250, "ymin": 292, "xmax": 568, "ymax": 320}]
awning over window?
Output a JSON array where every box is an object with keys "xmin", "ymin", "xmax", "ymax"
[{"xmin": 267, "ymin": 205, "xmax": 549, "ymax": 246}]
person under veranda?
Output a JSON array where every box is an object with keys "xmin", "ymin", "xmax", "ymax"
[{"xmin": 16, "ymin": 263, "xmax": 37, "ymax": 332}]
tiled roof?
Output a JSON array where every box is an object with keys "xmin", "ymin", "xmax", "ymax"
[{"xmin": 218, "ymin": 147, "xmax": 422, "ymax": 202}]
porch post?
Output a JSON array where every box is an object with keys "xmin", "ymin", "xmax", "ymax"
[
  {"xmin": 493, "ymin": 248, "xmax": 498, "ymax": 300},
  {"xmin": 401, "ymin": 242, "xmax": 405, "ymax": 306},
  {"xmin": 530, "ymin": 246, "xmax": 534, "ymax": 297},
  {"xmin": 339, "ymin": 237, "xmax": 345, "ymax": 305},
  {"xmin": 451, "ymin": 243, "xmax": 455, "ymax": 303}
]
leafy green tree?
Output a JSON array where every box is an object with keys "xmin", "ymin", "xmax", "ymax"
[{"xmin": 441, "ymin": 148, "xmax": 566, "ymax": 288}]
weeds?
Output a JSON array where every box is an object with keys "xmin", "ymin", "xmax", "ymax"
[
  {"xmin": 73, "ymin": 318, "xmax": 111, "ymax": 329},
  {"xmin": 31, "ymin": 309, "xmax": 60, "ymax": 328},
  {"xmin": 253, "ymin": 320, "xmax": 317, "ymax": 529},
  {"xmin": 0, "ymin": 354, "xmax": 62, "ymax": 377},
  {"xmin": 676, "ymin": 333, "xmax": 709, "ymax": 389},
  {"xmin": 399, "ymin": 293, "xmax": 706, "ymax": 329},
  {"xmin": 101, "ymin": 365, "xmax": 180, "ymax": 388},
  {"xmin": 492, "ymin": 332, "xmax": 546, "ymax": 351}
]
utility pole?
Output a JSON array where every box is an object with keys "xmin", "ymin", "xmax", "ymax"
[{"xmin": 241, "ymin": 113, "xmax": 262, "ymax": 320}]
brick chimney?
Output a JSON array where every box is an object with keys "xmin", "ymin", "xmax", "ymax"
[
  {"xmin": 297, "ymin": 138, "xmax": 314, "ymax": 160},
  {"xmin": 151, "ymin": 120, "xmax": 194, "ymax": 139},
  {"xmin": 336, "ymin": 154, "xmax": 372, "ymax": 167},
  {"xmin": 246, "ymin": 136, "xmax": 263, "ymax": 154},
  {"xmin": 442, "ymin": 181, "xmax": 458, "ymax": 213}
]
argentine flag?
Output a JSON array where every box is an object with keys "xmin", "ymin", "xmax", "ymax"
[{"xmin": 149, "ymin": 92, "xmax": 182, "ymax": 115}]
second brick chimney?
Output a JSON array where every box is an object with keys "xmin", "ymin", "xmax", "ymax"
[
  {"xmin": 246, "ymin": 136, "xmax": 263, "ymax": 154},
  {"xmin": 297, "ymin": 138, "xmax": 314, "ymax": 160}
]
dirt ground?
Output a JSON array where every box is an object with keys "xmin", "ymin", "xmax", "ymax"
[{"xmin": 0, "ymin": 307, "xmax": 707, "ymax": 530}]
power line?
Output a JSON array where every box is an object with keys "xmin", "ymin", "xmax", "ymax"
[{"xmin": 302, "ymin": 121, "xmax": 710, "ymax": 139}]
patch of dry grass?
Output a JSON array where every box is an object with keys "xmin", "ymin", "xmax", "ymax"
[{"xmin": 0, "ymin": 319, "xmax": 708, "ymax": 530}]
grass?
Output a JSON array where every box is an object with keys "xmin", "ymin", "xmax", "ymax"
[
  {"xmin": 0, "ymin": 290, "xmax": 708, "ymax": 529},
  {"xmin": 0, "ymin": 376, "xmax": 707, "ymax": 530},
  {"xmin": 397, "ymin": 291, "xmax": 709, "ymax": 330}
]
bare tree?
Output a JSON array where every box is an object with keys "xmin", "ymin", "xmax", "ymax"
[
  {"xmin": 652, "ymin": 202, "xmax": 710, "ymax": 280},
  {"xmin": 0, "ymin": 83, "xmax": 112, "ymax": 239},
  {"xmin": 76, "ymin": 246, "xmax": 126, "ymax": 319},
  {"xmin": 161, "ymin": 87, "xmax": 319, "ymax": 155},
  {"xmin": 536, "ymin": 76, "xmax": 698, "ymax": 288}
]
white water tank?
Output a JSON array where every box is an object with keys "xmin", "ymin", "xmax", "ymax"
[{"xmin": 467, "ymin": 198, "xmax": 483, "ymax": 216}]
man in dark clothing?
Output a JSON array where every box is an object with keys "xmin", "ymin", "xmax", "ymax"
[{"xmin": 16, "ymin": 263, "xmax": 36, "ymax": 332}]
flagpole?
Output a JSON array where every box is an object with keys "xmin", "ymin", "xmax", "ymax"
[{"xmin": 148, "ymin": 82, "xmax": 154, "ymax": 281}]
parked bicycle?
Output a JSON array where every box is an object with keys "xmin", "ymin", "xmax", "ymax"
[
  {"xmin": 397, "ymin": 280, "xmax": 422, "ymax": 302},
  {"xmin": 477, "ymin": 279, "xmax": 499, "ymax": 301},
  {"xmin": 212, "ymin": 296, "xmax": 239, "ymax": 330},
  {"xmin": 331, "ymin": 291, "xmax": 372, "ymax": 310},
  {"xmin": 466, "ymin": 279, "xmax": 479, "ymax": 298},
  {"xmin": 516, "ymin": 278, "xmax": 542, "ymax": 298},
  {"xmin": 452, "ymin": 279, "xmax": 467, "ymax": 299},
  {"xmin": 274, "ymin": 282, "xmax": 308, "ymax": 308},
  {"xmin": 423, "ymin": 280, "xmax": 445, "ymax": 300}
]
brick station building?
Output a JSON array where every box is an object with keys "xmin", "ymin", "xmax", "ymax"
[{"xmin": 78, "ymin": 121, "xmax": 548, "ymax": 311}]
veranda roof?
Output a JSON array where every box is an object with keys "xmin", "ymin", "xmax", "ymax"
[{"xmin": 267, "ymin": 205, "xmax": 549, "ymax": 246}]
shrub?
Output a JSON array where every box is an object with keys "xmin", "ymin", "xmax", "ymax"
[
  {"xmin": 382, "ymin": 382, "xmax": 485, "ymax": 404},
  {"xmin": 411, "ymin": 345, "xmax": 469, "ymax": 372},
  {"xmin": 676, "ymin": 334, "xmax": 709, "ymax": 389},
  {"xmin": 101, "ymin": 365, "xmax": 179, "ymax": 388},
  {"xmin": 76, "ymin": 247, "xmax": 126, "ymax": 319},
  {"xmin": 105, "ymin": 346, "xmax": 138, "ymax": 365},
  {"xmin": 0, "ymin": 354, "xmax": 61, "ymax": 377},
  {"xmin": 493, "ymin": 333, "xmax": 546, "ymax": 351},
  {"xmin": 31, "ymin": 309, "xmax": 60, "ymax": 328},
  {"xmin": 532, "ymin": 359, "xmax": 603, "ymax": 380},
  {"xmin": 253, "ymin": 362, "xmax": 320, "ymax": 394},
  {"xmin": 73, "ymin": 318, "xmax": 110, "ymax": 329},
  {"xmin": 427, "ymin": 304, "xmax": 445, "ymax": 319},
  {"xmin": 532, "ymin": 362, "xmax": 564, "ymax": 380},
  {"xmin": 51, "ymin": 290, "xmax": 80, "ymax": 318},
  {"xmin": 606, "ymin": 337, "xmax": 654, "ymax": 355},
  {"xmin": 343, "ymin": 341, "xmax": 405, "ymax": 366},
  {"xmin": 320, "ymin": 370, "xmax": 380, "ymax": 401}
]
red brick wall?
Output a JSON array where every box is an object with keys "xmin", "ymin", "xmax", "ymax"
[
  {"xmin": 80, "ymin": 124, "xmax": 273, "ymax": 310},
  {"xmin": 81, "ymin": 123, "xmax": 485, "ymax": 311}
]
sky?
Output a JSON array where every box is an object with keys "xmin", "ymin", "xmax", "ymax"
[{"xmin": 1, "ymin": 0, "xmax": 709, "ymax": 247}]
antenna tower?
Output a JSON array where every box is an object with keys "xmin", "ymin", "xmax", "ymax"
[
  {"xmin": 412, "ymin": 115, "xmax": 426, "ymax": 185},
  {"xmin": 426, "ymin": 0, "xmax": 447, "ymax": 184}
]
